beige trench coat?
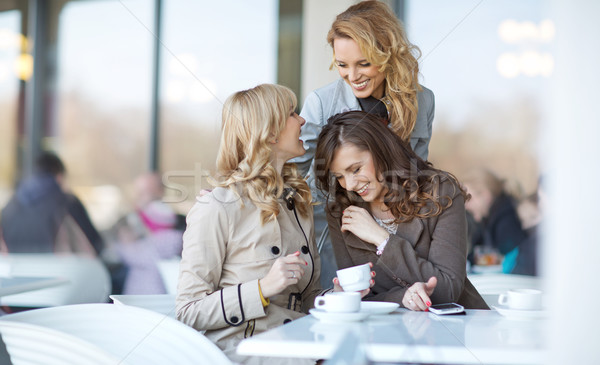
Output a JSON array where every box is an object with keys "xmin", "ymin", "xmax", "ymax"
[{"xmin": 176, "ymin": 187, "xmax": 326, "ymax": 364}]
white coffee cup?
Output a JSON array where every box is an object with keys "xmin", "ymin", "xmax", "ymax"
[
  {"xmin": 336, "ymin": 263, "xmax": 371, "ymax": 292},
  {"xmin": 498, "ymin": 288, "xmax": 543, "ymax": 310},
  {"xmin": 314, "ymin": 292, "xmax": 361, "ymax": 313}
]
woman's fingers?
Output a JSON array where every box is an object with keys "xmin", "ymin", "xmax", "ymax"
[
  {"xmin": 284, "ymin": 263, "xmax": 305, "ymax": 278},
  {"xmin": 424, "ymin": 276, "xmax": 437, "ymax": 295},
  {"xmin": 332, "ymin": 277, "xmax": 343, "ymax": 292},
  {"xmin": 404, "ymin": 284, "xmax": 432, "ymax": 311}
]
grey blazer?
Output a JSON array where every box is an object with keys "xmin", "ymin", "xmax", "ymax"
[{"xmin": 326, "ymin": 178, "xmax": 489, "ymax": 310}]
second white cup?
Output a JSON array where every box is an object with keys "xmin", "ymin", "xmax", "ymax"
[
  {"xmin": 498, "ymin": 288, "xmax": 543, "ymax": 310},
  {"xmin": 336, "ymin": 263, "xmax": 370, "ymax": 292},
  {"xmin": 314, "ymin": 292, "xmax": 361, "ymax": 313}
]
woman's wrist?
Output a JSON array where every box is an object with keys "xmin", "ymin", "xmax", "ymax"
[
  {"xmin": 371, "ymin": 228, "xmax": 390, "ymax": 246},
  {"xmin": 376, "ymin": 233, "xmax": 390, "ymax": 255}
]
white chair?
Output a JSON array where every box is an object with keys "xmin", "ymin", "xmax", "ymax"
[
  {"xmin": 0, "ymin": 254, "xmax": 111, "ymax": 307},
  {"xmin": 0, "ymin": 321, "xmax": 120, "ymax": 365},
  {"xmin": 157, "ymin": 258, "xmax": 180, "ymax": 294},
  {"xmin": 110, "ymin": 294, "xmax": 177, "ymax": 318},
  {"xmin": 468, "ymin": 273, "xmax": 541, "ymax": 307},
  {"xmin": 0, "ymin": 303, "xmax": 231, "ymax": 365}
]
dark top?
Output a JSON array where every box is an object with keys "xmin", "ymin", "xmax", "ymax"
[
  {"xmin": 471, "ymin": 192, "xmax": 526, "ymax": 255},
  {"xmin": 1, "ymin": 174, "xmax": 104, "ymax": 254},
  {"xmin": 357, "ymin": 96, "xmax": 388, "ymax": 123},
  {"xmin": 511, "ymin": 226, "xmax": 538, "ymax": 276}
]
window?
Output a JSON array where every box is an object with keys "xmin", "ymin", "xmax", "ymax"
[
  {"xmin": 0, "ymin": 10, "xmax": 22, "ymax": 207},
  {"xmin": 406, "ymin": 0, "xmax": 548, "ymax": 195}
]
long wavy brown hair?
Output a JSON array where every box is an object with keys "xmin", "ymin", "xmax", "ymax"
[
  {"xmin": 314, "ymin": 111, "xmax": 467, "ymax": 222},
  {"xmin": 327, "ymin": 0, "xmax": 421, "ymax": 142},
  {"xmin": 214, "ymin": 84, "xmax": 311, "ymax": 224}
]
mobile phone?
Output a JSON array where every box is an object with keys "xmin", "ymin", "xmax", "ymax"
[{"xmin": 428, "ymin": 303, "xmax": 464, "ymax": 315}]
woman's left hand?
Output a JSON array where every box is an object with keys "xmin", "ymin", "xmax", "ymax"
[
  {"xmin": 403, "ymin": 276, "xmax": 437, "ymax": 311},
  {"xmin": 332, "ymin": 262, "xmax": 376, "ymax": 298},
  {"xmin": 341, "ymin": 206, "xmax": 389, "ymax": 246}
]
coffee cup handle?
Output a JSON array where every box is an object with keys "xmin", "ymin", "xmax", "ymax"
[
  {"xmin": 498, "ymin": 293, "xmax": 508, "ymax": 306},
  {"xmin": 314, "ymin": 296, "xmax": 327, "ymax": 310}
]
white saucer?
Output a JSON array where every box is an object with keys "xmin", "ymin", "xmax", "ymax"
[
  {"xmin": 360, "ymin": 302, "xmax": 399, "ymax": 315},
  {"xmin": 493, "ymin": 305, "xmax": 548, "ymax": 320},
  {"xmin": 309, "ymin": 308, "xmax": 370, "ymax": 323}
]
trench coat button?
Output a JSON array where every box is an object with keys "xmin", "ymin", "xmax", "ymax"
[
  {"xmin": 283, "ymin": 319, "xmax": 292, "ymax": 324},
  {"xmin": 271, "ymin": 246, "xmax": 280, "ymax": 255},
  {"xmin": 301, "ymin": 245, "xmax": 309, "ymax": 254},
  {"xmin": 230, "ymin": 316, "xmax": 239, "ymax": 324}
]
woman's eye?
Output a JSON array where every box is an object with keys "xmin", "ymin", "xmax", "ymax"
[
  {"xmin": 336, "ymin": 63, "xmax": 347, "ymax": 68},
  {"xmin": 360, "ymin": 63, "xmax": 371, "ymax": 67},
  {"xmin": 353, "ymin": 167, "xmax": 361, "ymax": 174}
]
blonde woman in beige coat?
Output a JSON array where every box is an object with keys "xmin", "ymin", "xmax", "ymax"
[{"xmin": 176, "ymin": 84, "xmax": 332, "ymax": 365}]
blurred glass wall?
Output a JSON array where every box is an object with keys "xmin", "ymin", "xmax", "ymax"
[
  {"xmin": 0, "ymin": 0, "xmax": 545, "ymax": 232},
  {"xmin": 0, "ymin": 0, "xmax": 280, "ymax": 231},
  {"xmin": 406, "ymin": 0, "xmax": 549, "ymax": 196},
  {"xmin": 0, "ymin": 9, "xmax": 21, "ymax": 208}
]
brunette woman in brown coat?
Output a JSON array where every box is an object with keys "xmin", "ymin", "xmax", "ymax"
[{"xmin": 315, "ymin": 111, "xmax": 488, "ymax": 311}]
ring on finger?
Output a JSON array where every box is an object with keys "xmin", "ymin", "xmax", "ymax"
[
  {"xmin": 408, "ymin": 299, "xmax": 414, "ymax": 305},
  {"xmin": 291, "ymin": 271, "xmax": 296, "ymax": 279}
]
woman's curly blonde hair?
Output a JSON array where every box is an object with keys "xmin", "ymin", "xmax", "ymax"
[
  {"xmin": 214, "ymin": 84, "xmax": 312, "ymax": 224},
  {"xmin": 327, "ymin": 0, "xmax": 421, "ymax": 142}
]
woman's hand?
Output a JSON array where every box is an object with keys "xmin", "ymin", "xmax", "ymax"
[
  {"xmin": 259, "ymin": 251, "xmax": 307, "ymax": 298},
  {"xmin": 341, "ymin": 206, "xmax": 389, "ymax": 246},
  {"xmin": 402, "ymin": 276, "xmax": 437, "ymax": 311},
  {"xmin": 332, "ymin": 262, "xmax": 376, "ymax": 298}
]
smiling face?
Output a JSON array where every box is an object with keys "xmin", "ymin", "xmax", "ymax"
[
  {"xmin": 329, "ymin": 143, "xmax": 386, "ymax": 202},
  {"xmin": 272, "ymin": 109, "xmax": 306, "ymax": 163},
  {"xmin": 332, "ymin": 37, "xmax": 386, "ymax": 100}
]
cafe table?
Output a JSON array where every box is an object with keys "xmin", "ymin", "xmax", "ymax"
[
  {"xmin": 237, "ymin": 308, "xmax": 547, "ymax": 364},
  {"xmin": 0, "ymin": 276, "xmax": 69, "ymax": 297}
]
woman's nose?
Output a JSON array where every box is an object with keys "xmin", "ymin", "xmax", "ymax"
[
  {"xmin": 346, "ymin": 175, "xmax": 358, "ymax": 191},
  {"xmin": 348, "ymin": 66, "xmax": 359, "ymax": 82}
]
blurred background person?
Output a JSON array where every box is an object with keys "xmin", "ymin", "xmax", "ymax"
[
  {"xmin": 463, "ymin": 168, "xmax": 526, "ymax": 273},
  {"xmin": 0, "ymin": 152, "xmax": 103, "ymax": 255},
  {"xmin": 107, "ymin": 172, "xmax": 184, "ymax": 295},
  {"xmin": 115, "ymin": 199, "xmax": 183, "ymax": 295},
  {"xmin": 512, "ymin": 178, "xmax": 544, "ymax": 276}
]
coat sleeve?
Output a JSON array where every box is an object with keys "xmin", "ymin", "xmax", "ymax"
[
  {"xmin": 326, "ymin": 209, "xmax": 355, "ymax": 270},
  {"xmin": 372, "ymin": 185, "xmax": 468, "ymax": 305},
  {"xmin": 292, "ymin": 91, "xmax": 325, "ymax": 178},
  {"xmin": 410, "ymin": 87, "xmax": 435, "ymax": 161},
  {"xmin": 176, "ymin": 198, "xmax": 266, "ymax": 331}
]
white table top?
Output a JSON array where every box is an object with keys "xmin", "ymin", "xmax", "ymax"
[
  {"xmin": 0, "ymin": 277, "xmax": 70, "ymax": 297},
  {"xmin": 237, "ymin": 308, "xmax": 547, "ymax": 364}
]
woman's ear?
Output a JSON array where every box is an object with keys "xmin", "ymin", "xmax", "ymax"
[{"xmin": 268, "ymin": 132, "xmax": 278, "ymax": 144}]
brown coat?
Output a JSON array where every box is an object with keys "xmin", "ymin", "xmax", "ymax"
[
  {"xmin": 327, "ymin": 178, "xmax": 488, "ymax": 310},
  {"xmin": 176, "ymin": 187, "xmax": 325, "ymax": 364}
]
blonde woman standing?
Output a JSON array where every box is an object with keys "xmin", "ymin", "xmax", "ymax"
[
  {"xmin": 176, "ymin": 84, "xmax": 330, "ymax": 365},
  {"xmin": 293, "ymin": 0, "xmax": 435, "ymax": 286}
]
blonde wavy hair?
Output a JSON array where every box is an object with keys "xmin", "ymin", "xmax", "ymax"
[
  {"xmin": 327, "ymin": 0, "xmax": 421, "ymax": 141},
  {"xmin": 215, "ymin": 84, "xmax": 312, "ymax": 224}
]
